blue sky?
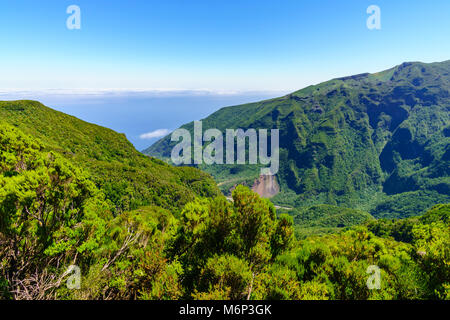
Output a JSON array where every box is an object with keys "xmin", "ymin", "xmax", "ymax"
[
  {"xmin": 1, "ymin": 0, "xmax": 449, "ymax": 92},
  {"xmin": 0, "ymin": 1, "xmax": 449, "ymax": 149}
]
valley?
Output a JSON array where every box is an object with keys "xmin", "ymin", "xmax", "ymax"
[{"xmin": 145, "ymin": 60, "xmax": 450, "ymax": 222}]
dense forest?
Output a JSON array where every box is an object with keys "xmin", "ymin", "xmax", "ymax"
[
  {"xmin": 0, "ymin": 109, "xmax": 449, "ymax": 300},
  {"xmin": 146, "ymin": 61, "xmax": 450, "ymax": 218}
]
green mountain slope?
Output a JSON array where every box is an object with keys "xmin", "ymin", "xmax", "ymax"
[
  {"xmin": 0, "ymin": 100, "xmax": 220, "ymax": 213},
  {"xmin": 144, "ymin": 61, "xmax": 450, "ymax": 218},
  {"xmin": 1, "ymin": 100, "xmax": 448, "ymax": 301},
  {"xmin": 286, "ymin": 204, "xmax": 374, "ymax": 238}
]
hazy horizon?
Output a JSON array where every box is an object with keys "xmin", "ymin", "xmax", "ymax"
[
  {"xmin": 1, "ymin": 58, "xmax": 448, "ymax": 151},
  {"xmin": 0, "ymin": 89, "xmax": 284, "ymax": 150}
]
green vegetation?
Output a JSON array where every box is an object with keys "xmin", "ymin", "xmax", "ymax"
[
  {"xmin": 0, "ymin": 100, "xmax": 220, "ymax": 214},
  {"xmin": 145, "ymin": 61, "xmax": 450, "ymax": 218},
  {"xmin": 0, "ymin": 120, "xmax": 449, "ymax": 300},
  {"xmin": 1, "ymin": 60, "xmax": 449, "ymax": 300},
  {"xmin": 286, "ymin": 204, "xmax": 374, "ymax": 238}
]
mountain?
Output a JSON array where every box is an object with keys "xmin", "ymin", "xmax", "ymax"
[
  {"xmin": 2, "ymin": 115, "xmax": 448, "ymax": 300},
  {"xmin": 0, "ymin": 86, "xmax": 448, "ymax": 301},
  {"xmin": 0, "ymin": 100, "xmax": 220, "ymax": 213},
  {"xmin": 144, "ymin": 60, "xmax": 450, "ymax": 218}
]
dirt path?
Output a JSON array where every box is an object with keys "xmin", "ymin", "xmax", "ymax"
[{"xmin": 225, "ymin": 196, "xmax": 292, "ymax": 211}]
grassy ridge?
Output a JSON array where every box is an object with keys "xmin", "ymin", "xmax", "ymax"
[{"xmin": 0, "ymin": 100, "xmax": 220, "ymax": 213}]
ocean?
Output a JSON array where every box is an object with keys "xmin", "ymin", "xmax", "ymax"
[{"xmin": 0, "ymin": 90, "xmax": 284, "ymax": 151}]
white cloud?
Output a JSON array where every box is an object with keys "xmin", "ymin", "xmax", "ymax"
[{"xmin": 139, "ymin": 129, "xmax": 171, "ymax": 140}]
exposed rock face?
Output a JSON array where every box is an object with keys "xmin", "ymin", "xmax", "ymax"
[{"xmin": 252, "ymin": 175, "xmax": 280, "ymax": 198}]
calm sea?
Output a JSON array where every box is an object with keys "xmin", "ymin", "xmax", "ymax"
[{"xmin": 1, "ymin": 91, "xmax": 283, "ymax": 151}]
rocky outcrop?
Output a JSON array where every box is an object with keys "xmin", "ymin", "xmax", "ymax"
[{"xmin": 251, "ymin": 175, "xmax": 280, "ymax": 198}]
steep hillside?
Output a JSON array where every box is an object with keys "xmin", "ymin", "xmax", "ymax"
[
  {"xmin": 144, "ymin": 61, "xmax": 450, "ymax": 218},
  {"xmin": 287, "ymin": 204, "xmax": 374, "ymax": 238},
  {"xmin": 0, "ymin": 100, "xmax": 220, "ymax": 213}
]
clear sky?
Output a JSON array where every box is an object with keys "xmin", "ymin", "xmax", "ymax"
[{"xmin": 1, "ymin": 0, "xmax": 449, "ymax": 93}]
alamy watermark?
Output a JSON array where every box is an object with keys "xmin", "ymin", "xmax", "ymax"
[
  {"xmin": 66, "ymin": 265, "xmax": 81, "ymax": 290},
  {"xmin": 366, "ymin": 265, "xmax": 381, "ymax": 290},
  {"xmin": 66, "ymin": 5, "xmax": 81, "ymax": 30},
  {"xmin": 64, "ymin": 5, "xmax": 379, "ymax": 31},
  {"xmin": 171, "ymin": 121, "xmax": 279, "ymax": 176},
  {"xmin": 367, "ymin": 5, "xmax": 381, "ymax": 30}
]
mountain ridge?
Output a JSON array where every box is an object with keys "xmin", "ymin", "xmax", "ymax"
[
  {"xmin": 0, "ymin": 100, "xmax": 220, "ymax": 213},
  {"xmin": 144, "ymin": 60, "xmax": 450, "ymax": 218}
]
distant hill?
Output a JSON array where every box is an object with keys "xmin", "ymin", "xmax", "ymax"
[
  {"xmin": 0, "ymin": 100, "xmax": 220, "ymax": 213},
  {"xmin": 144, "ymin": 60, "xmax": 450, "ymax": 218}
]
